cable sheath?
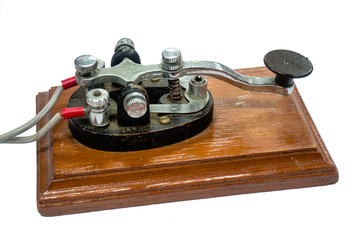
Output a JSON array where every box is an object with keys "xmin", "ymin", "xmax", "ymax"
[
  {"xmin": 3, "ymin": 113, "xmax": 63, "ymax": 143},
  {"xmin": 0, "ymin": 86, "xmax": 64, "ymax": 142}
]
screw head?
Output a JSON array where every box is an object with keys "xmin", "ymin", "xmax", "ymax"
[
  {"xmin": 159, "ymin": 116, "xmax": 170, "ymax": 125},
  {"xmin": 191, "ymin": 75, "xmax": 206, "ymax": 84},
  {"xmin": 162, "ymin": 48, "xmax": 183, "ymax": 71},
  {"xmin": 74, "ymin": 55, "xmax": 98, "ymax": 76},
  {"xmin": 86, "ymin": 88, "xmax": 109, "ymax": 108},
  {"xmin": 123, "ymin": 92, "xmax": 147, "ymax": 118},
  {"xmin": 115, "ymin": 38, "xmax": 135, "ymax": 52}
]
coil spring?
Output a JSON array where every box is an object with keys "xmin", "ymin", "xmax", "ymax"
[{"xmin": 168, "ymin": 78, "xmax": 182, "ymax": 102}]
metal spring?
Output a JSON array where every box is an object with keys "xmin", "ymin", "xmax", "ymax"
[{"xmin": 168, "ymin": 78, "xmax": 182, "ymax": 102}]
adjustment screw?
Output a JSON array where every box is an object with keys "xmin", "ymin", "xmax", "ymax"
[
  {"xmin": 115, "ymin": 37, "xmax": 135, "ymax": 52},
  {"xmin": 162, "ymin": 48, "xmax": 183, "ymax": 71},
  {"xmin": 74, "ymin": 55, "xmax": 98, "ymax": 76},
  {"xmin": 123, "ymin": 92, "xmax": 148, "ymax": 118}
]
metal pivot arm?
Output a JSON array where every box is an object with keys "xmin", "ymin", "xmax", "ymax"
[
  {"xmin": 75, "ymin": 48, "xmax": 313, "ymax": 96},
  {"xmin": 75, "ymin": 59, "xmax": 290, "ymax": 95},
  {"xmin": 172, "ymin": 61, "xmax": 291, "ymax": 95}
]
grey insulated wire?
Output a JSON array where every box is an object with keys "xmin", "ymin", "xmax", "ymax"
[
  {"xmin": 0, "ymin": 85, "xmax": 64, "ymax": 142},
  {"xmin": 3, "ymin": 113, "xmax": 63, "ymax": 144}
]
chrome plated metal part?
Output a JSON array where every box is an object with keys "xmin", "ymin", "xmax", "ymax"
[
  {"xmin": 149, "ymin": 76, "xmax": 209, "ymax": 114},
  {"xmin": 162, "ymin": 48, "xmax": 183, "ymax": 71},
  {"xmin": 86, "ymin": 88, "xmax": 109, "ymax": 127},
  {"xmin": 75, "ymin": 55, "xmax": 98, "ymax": 76},
  {"xmin": 150, "ymin": 92, "xmax": 209, "ymax": 114},
  {"xmin": 162, "ymin": 48, "xmax": 183, "ymax": 102},
  {"xmin": 75, "ymin": 57, "xmax": 292, "ymax": 96},
  {"xmin": 123, "ymin": 92, "xmax": 148, "ymax": 118},
  {"xmin": 188, "ymin": 75, "xmax": 207, "ymax": 99}
]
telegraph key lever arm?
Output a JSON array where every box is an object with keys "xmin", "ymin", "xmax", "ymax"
[{"xmin": 76, "ymin": 48, "xmax": 313, "ymax": 96}]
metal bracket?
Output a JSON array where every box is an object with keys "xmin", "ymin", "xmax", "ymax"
[{"xmin": 149, "ymin": 76, "xmax": 209, "ymax": 114}]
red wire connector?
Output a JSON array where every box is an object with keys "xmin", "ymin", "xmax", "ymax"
[
  {"xmin": 61, "ymin": 76, "xmax": 77, "ymax": 90},
  {"xmin": 61, "ymin": 107, "xmax": 85, "ymax": 119}
]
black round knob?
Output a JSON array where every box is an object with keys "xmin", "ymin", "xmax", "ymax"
[
  {"xmin": 264, "ymin": 49, "xmax": 313, "ymax": 87},
  {"xmin": 111, "ymin": 38, "xmax": 141, "ymax": 67}
]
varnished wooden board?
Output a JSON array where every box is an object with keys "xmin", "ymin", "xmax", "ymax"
[{"xmin": 36, "ymin": 67, "xmax": 338, "ymax": 216}]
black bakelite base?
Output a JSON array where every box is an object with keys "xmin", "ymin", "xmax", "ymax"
[{"xmin": 67, "ymin": 84, "xmax": 213, "ymax": 152}]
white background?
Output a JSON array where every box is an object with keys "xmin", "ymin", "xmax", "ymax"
[{"xmin": 0, "ymin": 0, "xmax": 360, "ymax": 239}]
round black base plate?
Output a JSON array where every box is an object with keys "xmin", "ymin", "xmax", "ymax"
[{"xmin": 67, "ymin": 84, "xmax": 213, "ymax": 152}]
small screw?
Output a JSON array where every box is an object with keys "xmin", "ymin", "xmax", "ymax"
[
  {"xmin": 93, "ymin": 90, "xmax": 101, "ymax": 97},
  {"xmin": 159, "ymin": 116, "xmax": 170, "ymax": 125},
  {"xmin": 194, "ymin": 75, "xmax": 203, "ymax": 82}
]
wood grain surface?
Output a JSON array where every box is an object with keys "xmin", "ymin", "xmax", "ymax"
[{"xmin": 36, "ymin": 67, "xmax": 338, "ymax": 216}]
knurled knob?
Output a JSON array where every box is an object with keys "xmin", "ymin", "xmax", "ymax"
[
  {"xmin": 162, "ymin": 48, "xmax": 183, "ymax": 71},
  {"xmin": 115, "ymin": 37, "xmax": 135, "ymax": 52},
  {"xmin": 86, "ymin": 88, "xmax": 109, "ymax": 108},
  {"xmin": 123, "ymin": 92, "xmax": 147, "ymax": 118},
  {"xmin": 74, "ymin": 55, "xmax": 98, "ymax": 76}
]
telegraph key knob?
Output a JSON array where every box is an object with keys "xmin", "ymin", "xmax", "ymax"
[
  {"xmin": 264, "ymin": 49, "xmax": 313, "ymax": 87},
  {"xmin": 111, "ymin": 37, "xmax": 141, "ymax": 66}
]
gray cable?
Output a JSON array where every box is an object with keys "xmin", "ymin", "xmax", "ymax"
[
  {"xmin": 0, "ymin": 86, "xmax": 64, "ymax": 142},
  {"xmin": 3, "ymin": 113, "xmax": 63, "ymax": 144}
]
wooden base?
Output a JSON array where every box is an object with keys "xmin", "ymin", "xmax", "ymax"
[{"xmin": 36, "ymin": 67, "xmax": 338, "ymax": 216}]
